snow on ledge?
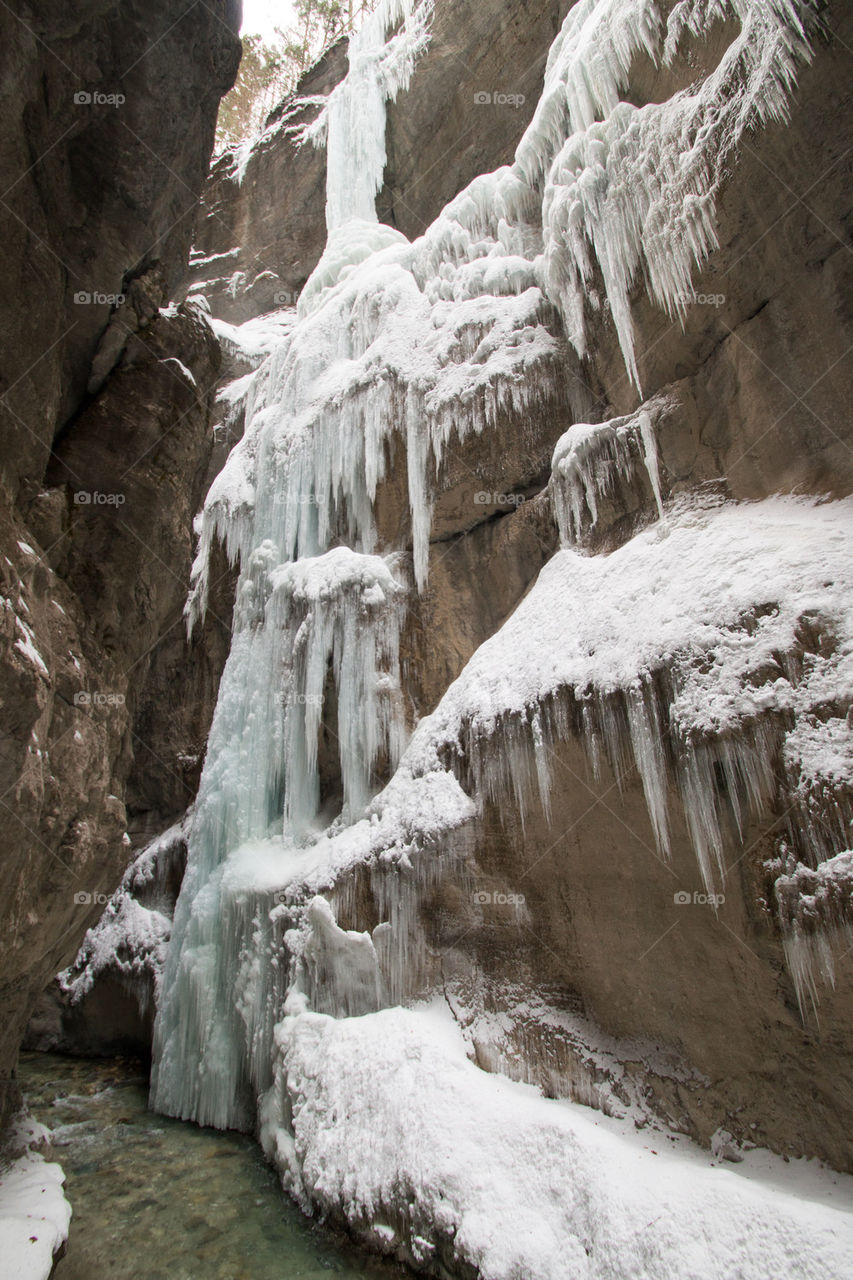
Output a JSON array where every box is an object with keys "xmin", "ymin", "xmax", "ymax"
[
  {"xmin": 0, "ymin": 1114, "xmax": 71, "ymax": 1280},
  {"xmin": 263, "ymin": 1000, "xmax": 853, "ymax": 1280}
]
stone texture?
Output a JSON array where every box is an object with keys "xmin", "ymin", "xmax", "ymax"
[
  {"xmin": 0, "ymin": 0, "xmax": 240, "ymax": 1134},
  {"xmin": 309, "ymin": 0, "xmax": 853, "ymax": 1174},
  {"xmin": 184, "ymin": 0, "xmax": 573, "ymax": 321},
  {"xmin": 0, "ymin": 0, "xmax": 241, "ymax": 500},
  {"xmin": 12, "ymin": 0, "xmax": 853, "ymax": 1188}
]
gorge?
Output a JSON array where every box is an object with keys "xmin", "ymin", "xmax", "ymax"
[{"xmin": 2, "ymin": 0, "xmax": 853, "ymax": 1277}]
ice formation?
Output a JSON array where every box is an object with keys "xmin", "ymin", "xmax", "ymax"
[
  {"xmin": 60, "ymin": 824, "xmax": 184, "ymax": 1014},
  {"xmin": 406, "ymin": 495, "xmax": 853, "ymax": 895},
  {"xmin": 152, "ymin": 547, "xmax": 407, "ymax": 1126},
  {"xmin": 297, "ymin": 0, "xmax": 435, "ymax": 232},
  {"xmin": 259, "ymin": 999, "xmax": 853, "ymax": 1280},
  {"xmin": 550, "ymin": 398, "xmax": 669, "ymax": 545},
  {"xmin": 149, "ymin": 0, "xmax": 841, "ymax": 1245},
  {"xmin": 188, "ymin": 0, "xmax": 816, "ymax": 620},
  {"xmin": 774, "ymin": 850, "xmax": 853, "ymax": 1016},
  {"xmin": 532, "ymin": 0, "xmax": 814, "ymax": 385}
]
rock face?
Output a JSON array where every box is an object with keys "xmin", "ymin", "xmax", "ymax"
[
  {"xmin": 9, "ymin": 0, "xmax": 853, "ymax": 1258},
  {"xmin": 25, "ymin": 825, "xmax": 187, "ymax": 1059},
  {"xmin": 142, "ymin": 0, "xmax": 853, "ymax": 1206},
  {"xmin": 184, "ymin": 0, "xmax": 572, "ymax": 321},
  {"xmin": 0, "ymin": 0, "xmax": 240, "ymax": 1130},
  {"xmin": 379, "ymin": 0, "xmax": 853, "ymax": 1171}
]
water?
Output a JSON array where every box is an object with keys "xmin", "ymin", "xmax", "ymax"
[{"xmin": 19, "ymin": 1053, "xmax": 411, "ymax": 1280}]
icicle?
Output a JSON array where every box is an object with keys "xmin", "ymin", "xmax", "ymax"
[
  {"xmin": 625, "ymin": 680, "xmax": 671, "ymax": 859},
  {"xmin": 550, "ymin": 399, "xmax": 670, "ymax": 547},
  {"xmin": 775, "ymin": 851, "xmax": 853, "ymax": 1018},
  {"xmin": 638, "ymin": 409, "xmax": 667, "ymax": 530}
]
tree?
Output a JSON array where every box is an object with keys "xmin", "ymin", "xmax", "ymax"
[
  {"xmin": 215, "ymin": 1, "xmax": 380, "ymax": 152},
  {"xmin": 215, "ymin": 34, "xmax": 290, "ymax": 150}
]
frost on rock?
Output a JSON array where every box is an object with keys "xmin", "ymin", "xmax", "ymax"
[
  {"xmin": 209, "ymin": 312, "xmax": 298, "ymax": 373},
  {"xmin": 549, "ymin": 396, "xmax": 669, "ymax": 546},
  {"xmin": 770, "ymin": 712, "xmax": 853, "ymax": 1013},
  {"xmin": 259, "ymin": 1000, "xmax": 853, "ymax": 1280},
  {"xmin": 765, "ymin": 685, "xmax": 853, "ymax": 1012},
  {"xmin": 405, "ymin": 496, "xmax": 853, "ymax": 901},
  {"xmin": 60, "ymin": 824, "xmax": 185, "ymax": 1015},
  {"xmin": 442, "ymin": 973, "xmax": 701, "ymax": 1124},
  {"xmin": 773, "ymin": 851, "xmax": 853, "ymax": 1017}
]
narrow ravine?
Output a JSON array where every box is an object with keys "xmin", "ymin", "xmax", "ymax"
[{"xmin": 19, "ymin": 1054, "xmax": 411, "ymax": 1280}]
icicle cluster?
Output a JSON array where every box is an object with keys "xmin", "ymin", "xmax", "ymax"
[
  {"xmin": 152, "ymin": 549, "xmax": 407, "ymax": 1127},
  {"xmin": 190, "ymin": 0, "xmax": 815, "ymax": 615},
  {"xmin": 404, "ymin": 495, "xmax": 853, "ymax": 900},
  {"xmin": 767, "ymin": 713, "xmax": 853, "ymax": 1013},
  {"xmin": 153, "ymin": 0, "xmax": 822, "ymax": 1132},
  {"xmin": 533, "ymin": 0, "xmax": 814, "ymax": 385},
  {"xmin": 550, "ymin": 399, "xmax": 668, "ymax": 546},
  {"xmin": 772, "ymin": 850, "xmax": 853, "ymax": 1017}
]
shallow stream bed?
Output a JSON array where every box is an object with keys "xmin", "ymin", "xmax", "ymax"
[{"xmin": 20, "ymin": 1052, "xmax": 411, "ymax": 1280}]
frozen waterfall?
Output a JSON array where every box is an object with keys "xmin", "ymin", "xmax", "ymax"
[{"xmin": 153, "ymin": 0, "xmax": 829, "ymax": 1162}]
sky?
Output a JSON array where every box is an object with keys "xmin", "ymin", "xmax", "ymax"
[{"xmin": 240, "ymin": 0, "xmax": 297, "ymax": 39}]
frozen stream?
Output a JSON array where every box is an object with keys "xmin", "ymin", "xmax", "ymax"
[{"xmin": 19, "ymin": 1053, "xmax": 412, "ymax": 1280}]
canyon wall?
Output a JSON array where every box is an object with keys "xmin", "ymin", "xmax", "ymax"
[
  {"xmin": 156, "ymin": 0, "xmax": 853, "ymax": 1191},
  {"xmin": 8, "ymin": 5, "xmax": 853, "ymax": 1264},
  {"xmin": 0, "ymin": 0, "xmax": 241, "ymax": 1130}
]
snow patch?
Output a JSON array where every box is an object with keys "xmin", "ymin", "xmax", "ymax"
[
  {"xmin": 0, "ymin": 1113, "xmax": 70, "ymax": 1280},
  {"xmin": 262, "ymin": 1000, "xmax": 853, "ymax": 1280}
]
